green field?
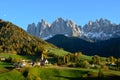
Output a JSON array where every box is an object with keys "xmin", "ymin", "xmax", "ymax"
[
  {"xmin": 0, "ymin": 67, "xmax": 120, "ymax": 80},
  {"xmin": 0, "ymin": 53, "xmax": 35, "ymax": 60},
  {"xmin": 0, "ymin": 62, "xmax": 13, "ymax": 68},
  {"xmin": 46, "ymin": 46, "xmax": 70, "ymax": 56},
  {"xmin": 0, "ymin": 53, "xmax": 119, "ymax": 80},
  {"xmin": 0, "ymin": 69, "xmax": 25, "ymax": 80}
]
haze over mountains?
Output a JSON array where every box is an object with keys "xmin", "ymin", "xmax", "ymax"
[{"xmin": 27, "ymin": 18, "xmax": 120, "ymax": 41}]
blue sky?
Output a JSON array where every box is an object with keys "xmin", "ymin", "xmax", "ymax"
[{"xmin": 0, "ymin": 0, "xmax": 120, "ymax": 30}]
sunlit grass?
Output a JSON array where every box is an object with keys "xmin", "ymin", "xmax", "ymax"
[{"xmin": 0, "ymin": 53, "xmax": 35, "ymax": 60}]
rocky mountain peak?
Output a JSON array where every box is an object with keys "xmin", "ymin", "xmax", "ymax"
[
  {"xmin": 66, "ymin": 20, "xmax": 76, "ymax": 27},
  {"xmin": 53, "ymin": 18, "xmax": 65, "ymax": 24},
  {"xmin": 27, "ymin": 18, "xmax": 120, "ymax": 41},
  {"xmin": 27, "ymin": 23, "xmax": 36, "ymax": 35},
  {"xmin": 37, "ymin": 19, "xmax": 50, "ymax": 28},
  {"xmin": 41, "ymin": 19, "xmax": 46, "ymax": 24},
  {"xmin": 29, "ymin": 23, "xmax": 36, "ymax": 27},
  {"xmin": 86, "ymin": 18, "xmax": 112, "ymax": 28},
  {"xmin": 98, "ymin": 18, "xmax": 111, "ymax": 26},
  {"xmin": 27, "ymin": 18, "xmax": 82, "ymax": 39},
  {"xmin": 83, "ymin": 18, "xmax": 120, "ymax": 41},
  {"xmin": 57, "ymin": 17, "xmax": 64, "ymax": 21},
  {"xmin": 88, "ymin": 21, "xmax": 93, "ymax": 26}
]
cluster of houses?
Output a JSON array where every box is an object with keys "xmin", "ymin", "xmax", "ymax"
[
  {"xmin": 14, "ymin": 58, "xmax": 49, "ymax": 69},
  {"xmin": 105, "ymin": 61, "xmax": 116, "ymax": 67},
  {"xmin": 0, "ymin": 56, "xmax": 49, "ymax": 69}
]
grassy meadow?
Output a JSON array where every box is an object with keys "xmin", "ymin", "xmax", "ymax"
[
  {"xmin": 0, "ymin": 67, "xmax": 120, "ymax": 80},
  {"xmin": 0, "ymin": 53, "xmax": 120, "ymax": 80}
]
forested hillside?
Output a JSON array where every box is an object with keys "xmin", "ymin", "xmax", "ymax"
[{"xmin": 0, "ymin": 20, "xmax": 68, "ymax": 56}]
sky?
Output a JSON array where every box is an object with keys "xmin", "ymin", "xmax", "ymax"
[{"xmin": 0, "ymin": 0, "xmax": 120, "ymax": 30}]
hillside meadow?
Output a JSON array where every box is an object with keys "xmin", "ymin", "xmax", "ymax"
[{"xmin": 0, "ymin": 67, "xmax": 120, "ymax": 80}]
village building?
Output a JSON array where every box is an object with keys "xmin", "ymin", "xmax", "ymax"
[{"xmin": 0, "ymin": 57, "xmax": 6, "ymax": 61}]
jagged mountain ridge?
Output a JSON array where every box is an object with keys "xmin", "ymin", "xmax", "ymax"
[
  {"xmin": 83, "ymin": 18, "xmax": 120, "ymax": 41},
  {"xmin": 27, "ymin": 18, "xmax": 120, "ymax": 41},
  {"xmin": 27, "ymin": 18, "xmax": 82, "ymax": 40},
  {"xmin": 27, "ymin": 18, "xmax": 120, "ymax": 57}
]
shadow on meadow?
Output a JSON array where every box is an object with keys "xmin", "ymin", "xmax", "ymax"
[{"xmin": 55, "ymin": 75, "xmax": 120, "ymax": 80}]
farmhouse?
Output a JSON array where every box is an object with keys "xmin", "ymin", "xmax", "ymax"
[{"xmin": 0, "ymin": 57, "xmax": 6, "ymax": 61}]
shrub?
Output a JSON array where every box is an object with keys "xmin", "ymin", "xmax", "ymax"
[
  {"xmin": 26, "ymin": 68, "xmax": 40, "ymax": 80},
  {"xmin": 20, "ymin": 67, "xmax": 28, "ymax": 73},
  {"xmin": 12, "ymin": 58, "xmax": 21, "ymax": 63},
  {"xmin": 87, "ymin": 71, "xmax": 98, "ymax": 77},
  {"xmin": 98, "ymin": 69, "xmax": 104, "ymax": 78},
  {"xmin": 100, "ymin": 64, "xmax": 109, "ymax": 71},
  {"xmin": 35, "ymin": 77, "xmax": 41, "ymax": 80},
  {"xmin": 67, "ymin": 63, "xmax": 76, "ymax": 67},
  {"xmin": 5, "ymin": 56, "xmax": 12, "ymax": 62},
  {"xmin": 91, "ymin": 65, "xmax": 99, "ymax": 69},
  {"xmin": 75, "ymin": 60, "xmax": 90, "ymax": 68}
]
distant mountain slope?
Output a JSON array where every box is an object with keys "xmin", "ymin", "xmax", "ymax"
[
  {"xmin": 46, "ymin": 34, "xmax": 120, "ymax": 57},
  {"xmin": 46, "ymin": 34, "xmax": 91, "ymax": 53},
  {"xmin": 0, "ymin": 20, "xmax": 68, "ymax": 56}
]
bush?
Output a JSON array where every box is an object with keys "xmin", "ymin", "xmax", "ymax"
[
  {"xmin": 57, "ymin": 62, "xmax": 66, "ymax": 66},
  {"xmin": 35, "ymin": 77, "xmax": 41, "ymax": 80},
  {"xmin": 100, "ymin": 64, "xmax": 109, "ymax": 71},
  {"xmin": 26, "ymin": 72, "xmax": 36, "ymax": 80},
  {"xmin": 20, "ymin": 67, "xmax": 41, "ymax": 80},
  {"xmin": 75, "ymin": 60, "xmax": 90, "ymax": 68},
  {"xmin": 67, "ymin": 63, "xmax": 76, "ymax": 67},
  {"xmin": 53, "ymin": 63, "xmax": 58, "ymax": 66},
  {"xmin": 87, "ymin": 71, "xmax": 98, "ymax": 77},
  {"xmin": 20, "ymin": 67, "xmax": 28, "ymax": 76},
  {"xmin": 5, "ymin": 56, "xmax": 12, "ymax": 62},
  {"xmin": 26, "ymin": 68, "xmax": 40, "ymax": 80},
  {"xmin": 91, "ymin": 65, "xmax": 99, "ymax": 69},
  {"xmin": 12, "ymin": 58, "xmax": 21, "ymax": 63}
]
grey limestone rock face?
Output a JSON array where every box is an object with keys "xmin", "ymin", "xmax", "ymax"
[
  {"xmin": 27, "ymin": 18, "xmax": 82, "ymax": 39},
  {"xmin": 83, "ymin": 18, "xmax": 120, "ymax": 41},
  {"xmin": 27, "ymin": 23, "xmax": 36, "ymax": 36},
  {"xmin": 27, "ymin": 18, "xmax": 120, "ymax": 41}
]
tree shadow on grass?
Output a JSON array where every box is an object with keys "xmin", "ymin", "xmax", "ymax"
[
  {"xmin": 55, "ymin": 75, "xmax": 120, "ymax": 80},
  {"xmin": 5, "ymin": 66, "xmax": 14, "ymax": 70}
]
